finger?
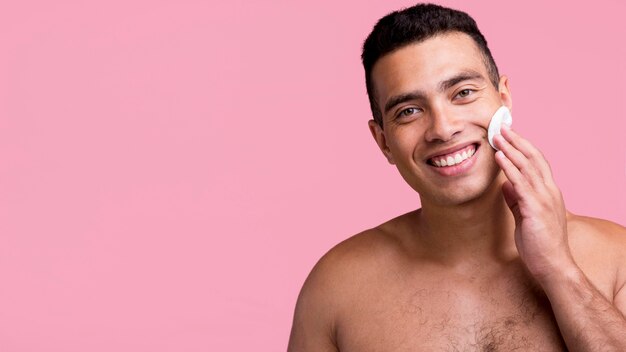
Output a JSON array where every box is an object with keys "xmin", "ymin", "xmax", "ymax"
[
  {"xmin": 500, "ymin": 126, "xmax": 554, "ymax": 181},
  {"xmin": 501, "ymin": 180, "xmax": 522, "ymax": 224},
  {"xmin": 497, "ymin": 151, "xmax": 546, "ymax": 218},
  {"xmin": 493, "ymin": 134, "xmax": 544, "ymax": 189},
  {"xmin": 494, "ymin": 149, "xmax": 531, "ymax": 194}
]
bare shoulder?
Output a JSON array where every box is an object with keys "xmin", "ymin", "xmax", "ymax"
[
  {"xmin": 566, "ymin": 211, "xmax": 626, "ymax": 299},
  {"xmin": 302, "ymin": 211, "xmax": 414, "ymax": 293},
  {"xmin": 288, "ymin": 221, "xmax": 402, "ymax": 351},
  {"xmin": 295, "ymin": 223, "xmax": 401, "ymax": 307},
  {"xmin": 567, "ymin": 211, "xmax": 626, "ymax": 250}
]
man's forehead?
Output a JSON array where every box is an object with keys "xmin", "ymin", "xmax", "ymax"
[{"xmin": 371, "ymin": 32, "xmax": 489, "ymax": 100}]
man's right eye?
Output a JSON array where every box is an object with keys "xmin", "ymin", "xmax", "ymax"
[{"xmin": 398, "ymin": 107, "xmax": 421, "ymax": 118}]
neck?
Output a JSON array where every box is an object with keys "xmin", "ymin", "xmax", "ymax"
[{"xmin": 414, "ymin": 174, "xmax": 518, "ymax": 266}]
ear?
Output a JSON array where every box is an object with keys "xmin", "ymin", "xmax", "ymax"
[
  {"xmin": 498, "ymin": 75, "xmax": 513, "ymax": 114},
  {"xmin": 368, "ymin": 119, "xmax": 395, "ymax": 165}
]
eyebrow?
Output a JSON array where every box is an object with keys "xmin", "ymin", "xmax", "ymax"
[
  {"xmin": 437, "ymin": 71, "xmax": 484, "ymax": 92},
  {"xmin": 383, "ymin": 71, "xmax": 485, "ymax": 115}
]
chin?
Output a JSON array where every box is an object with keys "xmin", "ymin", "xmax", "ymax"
[
  {"xmin": 418, "ymin": 170, "xmax": 504, "ymax": 207},
  {"xmin": 428, "ymin": 186, "xmax": 487, "ymax": 207}
]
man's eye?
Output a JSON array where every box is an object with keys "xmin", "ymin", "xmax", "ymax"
[
  {"xmin": 398, "ymin": 107, "xmax": 421, "ymax": 118},
  {"xmin": 457, "ymin": 89, "xmax": 474, "ymax": 98}
]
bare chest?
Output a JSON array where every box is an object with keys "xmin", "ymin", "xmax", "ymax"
[{"xmin": 336, "ymin": 266, "xmax": 568, "ymax": 351}]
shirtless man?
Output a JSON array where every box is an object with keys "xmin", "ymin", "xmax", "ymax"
[{"xmin": 287, "ymin": 3, "xmax": 626, "ymax": 351}]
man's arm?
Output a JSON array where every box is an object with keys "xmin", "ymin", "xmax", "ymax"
[
  {"xmin": 615, "ymin": 268, "xmax": 626, "ymax": 317},
  {"xmin": 288, "ymin": 253, "xmax": 340, "ymax": 352},
  {"xmin": 493, "ymin": 126, "xmax": 626, "ymax": 351},
  {"xmin": 545, "ymin": 219, "xmax": 626, "ymax": 350},
  {"xmin": 541, "ymin": 262, "xmax": 626, "ymax": 352}
]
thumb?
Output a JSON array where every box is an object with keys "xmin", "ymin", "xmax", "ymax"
[{"xmin": 502, "ymin": 181, "xmax": 522, "ymax": 224}]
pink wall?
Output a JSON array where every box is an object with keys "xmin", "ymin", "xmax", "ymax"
[{"xmin": 1, "ymin": 1, "xmax": 624, "ymax": 351}]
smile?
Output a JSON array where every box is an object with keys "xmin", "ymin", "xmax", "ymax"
[
  {"xmin": 425, "ymin": 143, "xmax": 481, "ymax": 177},
  {"xmin": 428, "ymin": 144, "xmax": 478, "ymax": 167}
]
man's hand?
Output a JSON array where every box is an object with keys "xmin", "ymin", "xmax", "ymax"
[
  {"xmin": 494, "ymin": 126, "xmax": 626, "ymax": 351},
  {"xmin": 492, "ymin": 126, "xmax": 577, "ymax": 285}
]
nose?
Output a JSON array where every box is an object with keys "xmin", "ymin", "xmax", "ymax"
[{"xmin": 424, "ymin": 105, "xmax": 464, "ymax": 143}]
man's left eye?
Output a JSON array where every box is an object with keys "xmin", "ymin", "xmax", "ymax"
[{"xmin": 457, "ymin": 89, "xmax": 474, "ymax": 98}]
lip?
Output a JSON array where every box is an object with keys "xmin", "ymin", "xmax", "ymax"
[
  {"xmin": 427, "ymin": 143, "xmax": 481, "ymax": 177},
  {"xmin": 424, "ymin": 141, "xmax": 480, "ymax": 161}
]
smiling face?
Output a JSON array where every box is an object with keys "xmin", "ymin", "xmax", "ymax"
[{"xmin": 368, "ymin": 31, "xmax": 512, "ymax": 206}]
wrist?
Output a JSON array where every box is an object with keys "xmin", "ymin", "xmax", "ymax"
[{"xmin": 535, "ymin": 260, "xmax": 585, "ymax": 292}]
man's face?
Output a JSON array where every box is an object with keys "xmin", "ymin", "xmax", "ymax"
[{"xmin": 369, "ymin": 31, "xmax": 512, "ymax": 206}]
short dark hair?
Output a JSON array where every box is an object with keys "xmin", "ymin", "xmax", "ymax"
[{"xmin": 361, "ymin": 3, "xmax": 500, "ymax": 128}]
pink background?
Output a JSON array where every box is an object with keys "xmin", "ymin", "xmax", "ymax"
[{"xmin": 1, "ymin": 0, "xmax": 624, "ymax": 351}]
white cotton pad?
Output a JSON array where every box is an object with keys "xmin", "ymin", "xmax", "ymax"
[{"xmin": 487, "ymin": 106, "xmax": 513, "ymax": 150}]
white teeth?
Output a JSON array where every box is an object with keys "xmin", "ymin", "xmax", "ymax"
[{"xmin": 431, "ymin": 145, "xmax": 478, "ymax": 168}]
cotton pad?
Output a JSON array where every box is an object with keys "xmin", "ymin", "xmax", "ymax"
[{"xmin": 487, "ymin": 106, "xmax": 513, "ymax": 150}]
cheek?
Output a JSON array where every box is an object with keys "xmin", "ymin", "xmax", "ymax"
[
  {"xmin": 388, "ymin": 127, "xmax": 421, "ymax": 156},
  {"xmin": 458, "ymin": 105, "xmax": 500, "ymax": 134}
]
